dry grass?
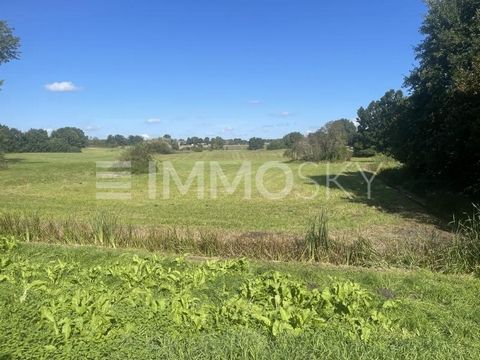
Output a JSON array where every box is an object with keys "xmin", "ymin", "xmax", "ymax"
[{"xmin": 2, "ymin": 209, "xmax": 477, "ymax": 274}]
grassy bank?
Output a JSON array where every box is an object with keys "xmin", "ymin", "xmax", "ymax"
[
  {"xmin": 2, "ymin": 207, "xmax": 479, "ymax": 273},
  {"xmin": 1, "ymin": 241, "xmax": 479, "ymax": 359}
]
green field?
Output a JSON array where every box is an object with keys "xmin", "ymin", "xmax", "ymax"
[
  {"xmin": 1, "ymin": 240, "xmax": 479, "ymax": 359},
  {"xmin": 1, "ymin": 148, "xmax": 440, "ymax": 239},
  {"xmin": 4, "ymin": 148, "xmax": 478, "ymax": 359}
]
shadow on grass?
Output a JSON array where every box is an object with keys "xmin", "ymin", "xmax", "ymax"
[
  {"xmin": 5, "ymin": 157, "xmax": 48, "ymax": 165},
  {"xmin": 308, "ymin": 170, "xmax": 450, "ymax": 229},
  {"xmin": 4, "ymin": 158, "xmax": 26, "ymax": 164}
]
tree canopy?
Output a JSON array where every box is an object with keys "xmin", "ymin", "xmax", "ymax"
[{"xmin": 0, "ymin": 20, "xmax": 20, "ymax": 88}]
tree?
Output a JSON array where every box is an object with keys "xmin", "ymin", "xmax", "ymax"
[
  {"xmin": 282, "ymin": 132, "xmax": 304, "ymax": 149},
  {"xmin": 47, "ymin": 138, "xmax": 80, "ymax": 152},
  {"xmin": 396, "ymin": 0, "xmax": 480, "ymax": 195},
  {"xmin": 22, "ymin": 129, "xmax": 50, "ymax": 152},
  {"xmin": 210, "ymin": 136, "xmax": 225, "ymax": 150},
  {"xmin": 266, "ymin": 139, "xmax": 286, "ymax": 150},
  {"xmin": 186, "ymin": 136, "xmax": 202, "ymax": 145},
  {"xmin": 128, "ymin": 135, "xmax": 144, "ymax": 145},
  {"xmin": 119, "ymin": 144, "xmax": 153, "ymax": 174},
  {"xmin": 248, "ymin": 137, "xmax": 265, "ymax": 150},
  {"xmin": 106, "ymin": 134, "xmax": 128, "ymax": 147},
  {"xmin": 284, "ymin": 122, "xmax": 352, "ymax": 162},
  {"xmin": 144, "ymin": 139, "xmax": 173, "ymax": 154},
  {"xmin": 356, "ymin": 90, "xmax": 406, "ymax": 154},
  {"xmin": 51, "ymin": 127, "xmax": 88, "ymax": 148},
  {"xmin": 0, "ymin": 21, "xmax": 20, "ymax": 89},
  {"xmin": 325, "ymin": 119, "xmax": 357, "ymax": 146}
]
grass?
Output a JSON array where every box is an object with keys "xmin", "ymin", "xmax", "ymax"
[
  {"xmin": 1, "ymin": 241, "xmax": 479, "ymax": 359},
  {"xmin": 1, "ymin": 148, "xmax": 443, "ymax": 238}
]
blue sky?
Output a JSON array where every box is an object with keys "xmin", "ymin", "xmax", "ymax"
[{"xmin": 0, "ymin": 0, "xmax": 426, "ymax": 139}]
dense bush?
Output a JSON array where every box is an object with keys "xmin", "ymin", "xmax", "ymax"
[
  {"xmin": 50, "ymin": 127, "xmax": 88, "ymax": 148},
  {"xmin": 47, "ymin": 138, "xmax": 81, "ymax": 153},
  {"xmin": 282, "ymin": 132, "xmax": 304, "ymax": 149},
  {"xmin": 248, "ymin": 137, "xmax": 265, "ymax": 150},
  {"xmin": 210, "ymin": 136, "xmax": 225, "ymax": 150},
  {"xmin": 266, "ymin": 139, "xmax": 286, "ymax": 150},
  {"xmin": 144, "ymin": 139, "xmax": 173, "ymax": 154},
  {"xmin": 119, "ymin": 144, "xmax": 153, "ymax": 174},
  {"xmin": 353, "ymin": 147, "xmax": 376, "ymax": 158},
  {"xmin": 285, "ymin": 119, "xmax": 355, "ymax": 162},
  {"xmin": 0, "ymin": 153, "xmax": 6, "ymax": 169}
]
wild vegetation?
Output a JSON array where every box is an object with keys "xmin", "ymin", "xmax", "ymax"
[
  {"xmin": 353, "ymin": 0, "xmax": 480, "ymax": 198},
  {"xmin": 0, "ymin": 205, "xmax": 478, "ymax": 274},
  {"xmin": 1, "ymin": 241, "xmax": 480, "ymax": 359},
  {"xmin": 0, "ymin": 125, "xmax": 88, "ymax": 153},
  {"xmin": 1, "ymin": 1, "xmax": 480, "ymax": 358}
]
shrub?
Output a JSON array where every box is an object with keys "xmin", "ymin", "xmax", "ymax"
[
  {"xmin": 248, "ymin": 137, "xmax": 265, "ymax": 150},
  {"xmin": 47, "ymin": 138, "xmax": 81, "ymax": 153},
  {"xmin": 266, "ymin": 139, "xmax": 286, "ymax": 150},
  {"xmin": 144, "ymin": 139, "xmax": 173, "ymax": 154},
  {"xmin": 119, "ymin": 144, "xmax": 153, "ymax": 174},
  {"xmin": 353, "ymin": 147, "xmax": 376, "ymax": 157},
  {"xmin": 0, "ymin": 153, "xmax": 6, "ymax": 169}
]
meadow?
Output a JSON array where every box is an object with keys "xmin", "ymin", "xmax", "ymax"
[
  {"xmin": 0, "ymin": 148, "xmax": 440, "ymax": 234},
  {"xmin": 1, "ymin": 149, "xmax": 480, "ymax": 358}
]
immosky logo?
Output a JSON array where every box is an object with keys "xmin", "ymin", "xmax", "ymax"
[{"xmin": 95, "ymin": 161, "xmax": 383, "ymax": 201}]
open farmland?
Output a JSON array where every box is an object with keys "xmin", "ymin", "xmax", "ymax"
[{"xmin": 0, "ymin": 149, "xmax": 439, "ymax": 236}]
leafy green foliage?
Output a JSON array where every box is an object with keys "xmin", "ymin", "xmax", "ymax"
[
  {"xmin": 355, "ymin": 90, "xmax": 405, "ymax": 154},
  {"xmin": 282, "ymin": 132, "xmax": 304, "ymax": 149},
  {"xmin": 0, "ymin": 243, "xmax": 402, "ymax": 358},
  {"xmin": 285, "ymin": 119, "xmax": 355, "ymax": 162},
  {"xmin": 119, "ymin": 144, "xmax": 153, "ymax": 174},
  {"xmin": 51, "ymin": 127, "xmax": 88, "ymax": 148},
  {"xmin": 0, "ymin": 235, "xmax": 18, "ymax": 251},
  {"xmin": 210, "ymin": 136, "xmax": 225, "ymax": 150},
  {"xmin": 2, "ymin": 243, "xmax": 480, "ymax": 359},
  {"xmin": 144, "ymin": 139, "xmax": 173, "ymax": 154},
  {"xmin": 266, "ymin": 139, "xmax": 286, "ymax": 150},
  {"xmin": 0, "ymin": 152, "xmax": 6, "ymax": 169},
  {"xmin": 248, "ymin": 137, "xmax": 265, "ymax": 150},
  {"xmin": 0, "ymin": 20, "xmax": 20, "ymax": 89},
  {"xmin": 0, "ymin": 124, "xmax": 84, "ymax": 153},
  {"xmin": 356, "ymin": 1, "xmax": 480, "ymax": 197}
]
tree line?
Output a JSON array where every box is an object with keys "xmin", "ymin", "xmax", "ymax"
[
  {"xmin": 2, "ymin": 0, "xmax": 479, "ymax": 196},
  {"xmin": 0, "ymin": 125, "xmax": 88, "ymax": 153},
  {"xmin": 353, "ymin": 0, "xmax": 480, "ymax": 197}
]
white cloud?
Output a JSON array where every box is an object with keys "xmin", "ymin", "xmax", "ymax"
[
  {"xmin": 140, "ymin": 134, "xmax": 151, "ymax": 139},
  {"xmin": 270, "ymin": 111, "xmax": 294, "ymax": 117},
  {"xmin": 146, "ymin": 118, "xmax": 161, "ymax": 124},
  {"xmin": 222, "ymin": 126, "xmax": 234, "ymax": 133},
  {"xmin": 45, "ymin": 81, "xmax": 80, "ymax": 92},
  {"xmin": 84, "ymin": 125, "xmax": 102, "ymax": 132},
  {"xmin": 248, "ymin": 100, "xmax": 262, "ymax": 105}
]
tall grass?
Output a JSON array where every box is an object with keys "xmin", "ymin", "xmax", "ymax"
[
  {"xmin": 446, "ymin": 205, "xmax": 480, "ymax": 273},
  {"xmin": 1, "ymin": 206, "xmax": 479, "ymax": 274},
  {"xmin": 304, "ymin": 209, "xmax": 329, "ymax": 261}
]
